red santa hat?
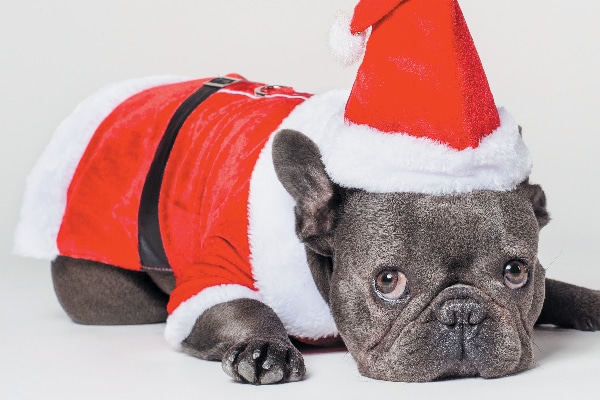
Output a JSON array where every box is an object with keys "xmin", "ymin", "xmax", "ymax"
[{"xmin": 323, "ymin": 0, "xmax": 532, "ymax": 194}]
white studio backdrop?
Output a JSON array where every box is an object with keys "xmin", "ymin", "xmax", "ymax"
[{"xmin": 1, "ymin": 1, "xmax": 599, "ymax": 399}]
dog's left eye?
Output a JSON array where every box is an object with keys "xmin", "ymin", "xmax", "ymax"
[
  {"xmin": 374, "ymin": 270, "xmax": 408, "ymax": 301},
  {"xmin": 503, "ymin": 260, "xmax": 529, "ymax": 289}
]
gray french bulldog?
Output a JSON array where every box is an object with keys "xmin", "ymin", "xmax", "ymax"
[{"xmin": 50, "ymin": 128, "xmax": 600, "ymax": 384}]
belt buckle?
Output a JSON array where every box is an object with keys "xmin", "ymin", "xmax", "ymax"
[
  {"xmin": 254, "ymin": 85, "xmax": 293, "ymax": 97},
  {"xmin": 204, "ymin": 77, "xmax": 242, "ymax": 88}
]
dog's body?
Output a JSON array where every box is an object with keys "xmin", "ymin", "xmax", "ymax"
[{"xmin": 16, "ymin": 75, "xmax": 600, "ymax": 384}]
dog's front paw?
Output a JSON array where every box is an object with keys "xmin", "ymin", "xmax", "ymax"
[{"xmin": 222, "ymin": 338, "xmax": 305, "ymax": 384}]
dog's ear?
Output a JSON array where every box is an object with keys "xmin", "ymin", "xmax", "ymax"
[
  {"xmin": 272, "ymin": 129, "xmax": 340, "ymax": 257},
  {"xmin": 518, "ymin": 181, "xmax": 550, "ymax": 228}
]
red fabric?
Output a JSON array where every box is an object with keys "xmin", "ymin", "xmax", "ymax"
[
  {"xmin": 350, "ymin": 0, "xmax": 404, "ymax": 33},
  {"xmin": 57, "ymin": 79, "xmax": 211, "ymax": 268},
  {"xmin": 345, "ymin": 0, "xmax": 500, "ymax": 150},
  {"xmin": 56, "ymin": 77, "xmax": 309, "ymax": 314}
]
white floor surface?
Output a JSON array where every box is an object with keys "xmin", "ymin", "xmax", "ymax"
[{"xmin": 2, "ymin": 256, "xmax": 600, "ymax": 400}]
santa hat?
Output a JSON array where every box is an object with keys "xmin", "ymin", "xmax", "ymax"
[{"xmin": 323, "ymin": 0, "xmax": 531, "ymax": 194}]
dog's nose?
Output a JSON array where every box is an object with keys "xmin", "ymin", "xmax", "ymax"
[{"xmin": 436, "ymin": 299, "xmax": 487, "ymax": 326}]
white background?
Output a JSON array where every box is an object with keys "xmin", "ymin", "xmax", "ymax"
[{"xmin": 2, "ymin": 1, "xmax": 600, "ymax": 399}]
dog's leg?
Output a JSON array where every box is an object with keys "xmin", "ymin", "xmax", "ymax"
[
  {"xmin": 536, "ymin": 278, "xmax": 600, "ymax": 331},
  {"xmin": 51, "ymin": 256, "xmax": 169, "ymax": 324},
  {"xmin": 182, "ymin": 298, "xmax": 305, "ymax": 385}
]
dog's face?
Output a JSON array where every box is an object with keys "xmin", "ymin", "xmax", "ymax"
[
  {"xmin": 329, "ymin": 190, "xmax": 546, "ymax": 381},
  {"xmin": 273, "ymin": 129, "xmax": 549, "ymax": 381}
]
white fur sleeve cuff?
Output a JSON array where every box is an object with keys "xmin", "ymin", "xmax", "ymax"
[{"xmin": 164, "ymin": 284, "xmax": 262, "ymax": 350}]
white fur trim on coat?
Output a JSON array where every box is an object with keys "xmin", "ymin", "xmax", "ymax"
[
  {"xmin": 13, "ymin": 76, "xmax": 188, "ymax": 259},
  {"xmin": 164, "ymin": 285, "xmax": 262, "ymax": 350},
  {"xmin": 247, "ymin": 92, "xmax": 357, "ymax": 341}
]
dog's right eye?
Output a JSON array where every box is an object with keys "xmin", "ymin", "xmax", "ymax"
[
  {"xmin": 503, "ymin": 260, "xmax": 529, "ymax": 289},
  {"xmin": 374, "ymin": 270, "xmax": 408, "ymax": 301}
]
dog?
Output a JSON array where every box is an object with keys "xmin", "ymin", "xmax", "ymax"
[{"xmin": 14, "ymin": 75, "xmax": 600, "ymax": 384}]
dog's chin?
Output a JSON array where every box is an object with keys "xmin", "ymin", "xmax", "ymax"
[{"xmin": 348, "ymin": 295, "xmax": 532, "ymax": 382}]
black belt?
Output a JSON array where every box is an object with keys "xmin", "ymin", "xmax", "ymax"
[{"xmin": 138, "ymin": 77, "xmax": 240, "ymax": 271}]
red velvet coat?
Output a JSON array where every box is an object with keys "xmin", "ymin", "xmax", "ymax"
[{"xmin": 55, "ymin": 76, "xmax": 311, "ymax": 315}]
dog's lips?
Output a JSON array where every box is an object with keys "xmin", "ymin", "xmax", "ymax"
[{"xmin": 357, "ymin": 284, "xmax": 525, "ymax": 381}]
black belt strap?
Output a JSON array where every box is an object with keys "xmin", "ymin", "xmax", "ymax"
[{"xmin": 138, "ymin": 77, "xmax": 240, "ymax": 270}]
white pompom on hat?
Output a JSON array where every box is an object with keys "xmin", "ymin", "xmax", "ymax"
[{"xmin": 328, "ymin": 11, "xmax": 369, "ymax": 67}]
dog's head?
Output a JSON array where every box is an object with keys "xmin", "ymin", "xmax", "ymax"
[{"xmin": 273, "ymin": 129, "xmax": 549, "ymax": 381}]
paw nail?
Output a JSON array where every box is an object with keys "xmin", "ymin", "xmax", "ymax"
[
  {"xmin": 290, "ymin": 358, "xmax": 299, "ymax": 372},
  {"xmin": 262, "ymin": 356, "xmax": 273, "ymax": 370},
  {"xmin": 252, "ymin": 349, "xmax": 261, "ymax": 360}
]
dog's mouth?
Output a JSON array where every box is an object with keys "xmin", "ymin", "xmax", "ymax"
[{"xmin": 356, "ymin": 285, "xmax": 527, "ymax": 382}]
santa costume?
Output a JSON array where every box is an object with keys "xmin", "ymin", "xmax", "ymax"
[{"xmin": 15, "ymin": 0, "xmax": 531, "ymax": 350}]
